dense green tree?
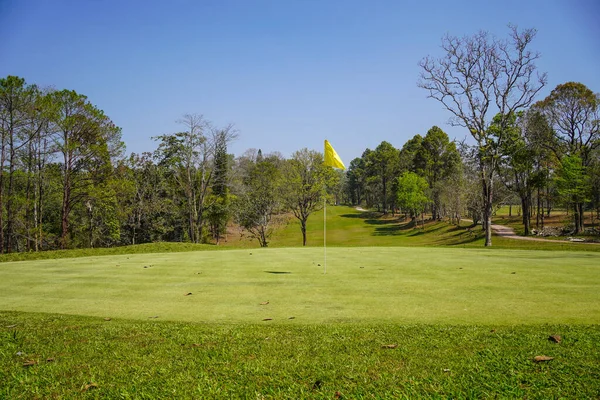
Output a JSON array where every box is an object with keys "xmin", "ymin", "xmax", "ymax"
[
  {"xmin": 537, "ymin": 82, "xmax": 599, "ymax": 233},
  {"xmin": 414, "ymin": 126, "xmax": 460, "ymax": 219},
  {"xmin": 396, "ymin": 171, "xmax": 429, "ymax": 227},
  {"xmin": 206, "ymin": 129, "xmax": 232, "ymax": 244},
  {"xmin": 279, "ymin": 148, "xmax": 329, "ymax": 246},
  {"xmin": 555, "ymin": 155, "xmax": 590, "ymax": 227},
  {"xmin": 345, "ymin": 157, "xmax": 366, "ymax": 205},
  {"xmin": 364, "ymin": 141, "xmax": 400, "ymax": 213},
  {"xmin": 398, "ymin": 134, "xmax": 423, "ymax": 173},
  {"xmin": 234, "ymin": 158, "xmax": 281, "ymax": 247},
  {"xmin": 47, "ymin": 89, "xmax": 123, "ymax": 249}
]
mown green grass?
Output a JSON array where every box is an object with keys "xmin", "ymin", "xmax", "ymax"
[
  {"xmin": 2, "ymin": 206, "xmax": 600, "ymax": 398},
  {"xmin": 0, "ymin": 242, "xmax": 217, "ymax": 263},
  {"xmin": 1, "ymin": 247, "xmax": 599, "ymax": 324},
  {"xmin": 233, "ymin": 206, "xmax": 600, "ymax": 251},
  {"xmin": 1, "ymin": 312, "xmax": 599, "ymax": 399},
  {"xmin": 1, "ymin": 206, "xmax": 598, "ymax": 264}
]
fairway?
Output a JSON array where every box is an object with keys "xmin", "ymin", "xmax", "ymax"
[{"xmin": 1, "ymin": 247, "xmax": 599, "ymax": 325}]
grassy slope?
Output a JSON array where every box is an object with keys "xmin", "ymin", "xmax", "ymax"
[
  {"xmin": 227, "ymin": 205, "xmax": 600, "ymax": 251},
  {"xmin": 1, "ymin": 206, "xmax": 597, "ymax": 263}
]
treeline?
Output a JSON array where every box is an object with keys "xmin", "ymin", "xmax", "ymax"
[
  {"xmin": 417, "ymin": 26, "xmax": 600, "ymax": 245},
  {"xmin": 1, "ymin": 68, "xmax": 598, "ymax": 253},
  {"xmin": 0, "ymin": 75, "xmax": 342, "ymax": 251},
  {"xmin": 344, "ymin": 94, "xmax": 600, "ymax": 235}
]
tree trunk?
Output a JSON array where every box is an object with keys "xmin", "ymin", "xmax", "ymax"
[
  {"xmin": 482, "ymin": 175, "xmax": 493, "ymax": 247},
  {"xmin": 61, "ymin": 183, "xmax": 70, "ymax": 249},
  {"xmin": 87, "ymin": 200, "xmax": 93, "ymax": 248},
  {"xmin": 382, "ymin": 176, "xmax": 387, "ymax": 213},
  {"xmin": 535, "ymin": 188, "xmax": 540, "ymax": 229},
  {"xmin": 540, "ymin": 189, "xmax": 545, "ymax": 229},
  {"xmin": 0, "ymin": 133, "xmax": 5, "ymax": 253},
  {"xmin": 573, "ymin": 202, "xmax": 581, "ymax": 234},
  {"xmin": 25, "ymin": 141, "xmax": 33, "ymax": 252},
  {"xmin": 60, "ymin": 154, "xmax": 70, "ymax": 250},
  {"xmin": 521, "ymin": 195, "xmax": 530, "ymax": 236},
  {"xmin": 301, "ymin": 219, "xmax": 307, "ymax": 246},
  {"xmin": 546, "ymin": 186, "xmax": 551, "ymax": 217},
  {"xmin": 6, "ymin": 140, "xmax": 16, "ymax": 253}
]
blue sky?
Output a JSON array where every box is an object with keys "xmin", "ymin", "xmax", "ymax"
[{"xmin": 1, "ymin": 0, "xmax": 599, "ymax": 165}]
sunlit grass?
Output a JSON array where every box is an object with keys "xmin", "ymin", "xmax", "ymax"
[
  {"xmin": 1, "ymin": 246, "xmax": 598, "ymax": 324},
  {"xmin": 1, "ymin": 312, "xmax": 599, "ymax": 399}
]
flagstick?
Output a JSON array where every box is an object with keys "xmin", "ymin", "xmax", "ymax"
[{"xmin": 324, "ymin": 195, "xmax": 327, "ymax": 274}]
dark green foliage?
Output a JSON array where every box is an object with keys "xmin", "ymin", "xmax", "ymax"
[
  {"xmin": 235, "ymin": 159, "xmax": 281, "ymax": 247},
  {"xmin": 279, "ymin": 148, "xmax": 329, "ymax": 246},
  {"xmin": 538, "ymin": 82, "xmax": 600, "ymax": 233},
  {"xmin": 206, "ymin": 129, "xmax": 231, "ymax": 243},
  {"xmin": 414, "ymin": 126, "xmax": 460, "ymax": 219}
]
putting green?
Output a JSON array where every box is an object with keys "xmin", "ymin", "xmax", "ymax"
[{"xmin": 0, "ymin": 247, "xmax": 598, "ymax": 324}]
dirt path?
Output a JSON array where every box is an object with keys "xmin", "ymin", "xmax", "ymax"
[
  {"xmin": 491, "ymin": 224, "xmax": 598, "ymax": 244},
  {"xmin": 354, "ymin": 209, "xmax": 598, "ymax": 245}
]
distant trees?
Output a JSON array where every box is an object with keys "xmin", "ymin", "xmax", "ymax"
[
  {"xmin": 0, "ymin": 76, "xmax": 123, "ymax": 252},
  {"xmin": 1, "ymin": 69, "xmax": 597, "ymax": 253},
  {"xmin": 234, "ymin": 152, "xmax": 282, "ymax": 247},
  {"xmin": 537, "ymin": 82, "xmax": 600, "ymax": 233},
  {"xmin": 346, "ymin": 132, "xmax": 464, "ymax": 223},
  {"xmin": 419, "ymin": 26, "xmax": 547, "ymax": 246},
  {"xmin": 396, "ymin": 172, "xmax": 429, "ymax": 226},
  {"xmin": 414, "ymin": 126, "xmax": 460, "ymax": 220},
  {"xmin": 279, "ymin": 149, "xmax": 330, "ymax": 246},
  {"xmin": 153, "ymin": 115, "xmax": 237, "ymax": 243},
  {"xmin": 48, "ymin": 89, "xmax": 124, "ymax": 248}
]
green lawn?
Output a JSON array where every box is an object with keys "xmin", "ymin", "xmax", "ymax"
[
  {"xmin": 2, "ymin": 312, "xmax": 599, "ymax": 399},
  {"xmin": 225, "ymin": 205, "xmax": 600, "ymax": 251},
  {"xmin": 2, "ymin": 206, "xmax": 600, "ymax": 398},
  {"xmin": 1, "ymin": 247, "xmax": 598, "ymax": 325},
  {"xmin": 1, "ymin": 206, "xmax": 598, "ymax": 264}
]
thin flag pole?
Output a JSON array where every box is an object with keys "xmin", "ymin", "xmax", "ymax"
[
  {"xmin": 324, "ymin": 192, "xmax": 327, "ymax": 274},
  {"xmin": 323, "ymin": 139, "xmax": 345, "ymax": 275}
]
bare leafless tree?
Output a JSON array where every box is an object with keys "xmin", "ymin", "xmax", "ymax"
[{"xmin": 418, "ymin": 25, "xmax": 547, "ymax": 246}]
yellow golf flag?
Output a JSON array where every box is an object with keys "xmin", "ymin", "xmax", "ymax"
[{"xmin": 324, "ymin": 140, "xmax": 345, "ymax": 170}]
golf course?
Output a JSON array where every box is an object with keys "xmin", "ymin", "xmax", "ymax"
[{"xmin": 1, "ymin": 206, "xmax": 599, "ymax": 398}]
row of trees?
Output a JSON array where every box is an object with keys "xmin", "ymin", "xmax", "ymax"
[
  {"xmin": 1, "ymin": 25, "xmax": 598, "ymax": 252},
  {"xmin": 0, "ymin": 76, "xmax": 123, "ymax": 252},
  {"xmin": 344, "ymin": 126, "xmax": 462, "ymax": 221},
  {"xmin": 416, "ymin": 26, "xmax": 599, "ymax": 245},
  {"xmin": 344, "ymin": 91, "xmax": 600, "ymax": 237}
]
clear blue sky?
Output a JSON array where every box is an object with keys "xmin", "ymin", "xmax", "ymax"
[{"xmin": 1, "ymin": 0, "xmax": 599, "ymax": 165}]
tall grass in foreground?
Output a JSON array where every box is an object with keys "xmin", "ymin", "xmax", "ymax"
[{"xmin": 1, "ymin": 312, "xmax": 599, "ymax": 399}]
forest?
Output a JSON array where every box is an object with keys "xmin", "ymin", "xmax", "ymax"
[{"xmin": 1, "ymin": 29, "xmax": 599, "ymax": 253}]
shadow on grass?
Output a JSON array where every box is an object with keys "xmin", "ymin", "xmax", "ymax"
[
  {"xmin": 264, "ymin": 271, "xmax": 292, "ymax": 274},
  {"xmin": 372, "ymin": 220, "xmax": 416, "ymax": 236},
  {"xmin": 340, "ymin": 212, "xmax": 384, "ymax": 220}
]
